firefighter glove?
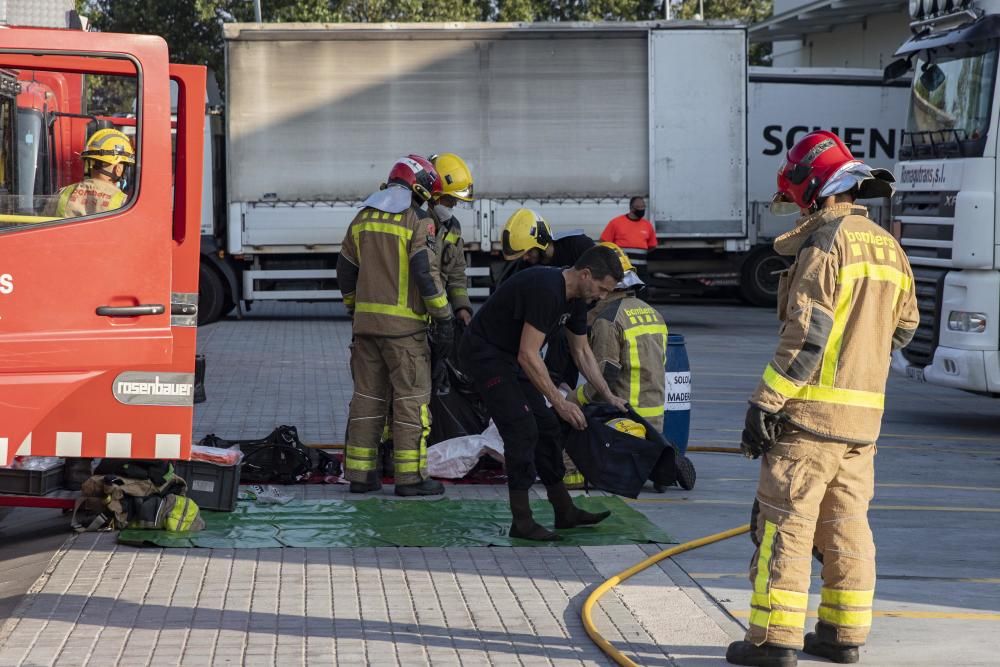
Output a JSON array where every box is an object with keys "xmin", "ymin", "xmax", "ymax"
[{"xmin": 741, "ymin": 404, "xmax": 784, "ymax": 459}]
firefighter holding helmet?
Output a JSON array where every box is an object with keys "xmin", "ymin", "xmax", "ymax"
[
  {"xmin": 336, "ymin": 155, "xmax": 453, "ymax": 497},
  {"xmin": 45, "ymin": 128, "xmax": 134, "ymax": 218},
  {"xmin": 726, "ymin": 131, "xmax": 918, "ymax": 667},
  {"xmin": 429, "ymin": 153, "xmax": 475, "ymax": 326}
]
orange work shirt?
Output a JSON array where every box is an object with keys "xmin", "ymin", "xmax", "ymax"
[{"xmin": 600, "ymin": 214, "xmax": 657, "ymax": 250}]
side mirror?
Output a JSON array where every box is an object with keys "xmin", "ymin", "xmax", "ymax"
[
  {"xmin": 920, "ymin": 63, "xmax": 946, "ymax": 92},
  {"xmin": 884, "ymin": 58, "xmax": 912, "ymax": 83}
]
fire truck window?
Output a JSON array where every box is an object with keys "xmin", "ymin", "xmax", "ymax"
[{"xmin": 0, "ymin": 66, "xmax": 139, "ymax": 232}]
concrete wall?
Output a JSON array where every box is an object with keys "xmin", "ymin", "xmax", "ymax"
[{"xmin": 769, "ymin": 0, "xmax": 910, "ymax": 69}]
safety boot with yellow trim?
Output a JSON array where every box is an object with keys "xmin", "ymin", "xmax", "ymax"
[
  {"xmin": 725, "ymin": 641, "xmax": 797, "ymax": 667},
  {"xmin": 803, "ymin": 623, "xmax": 860, "ymax": 664}
]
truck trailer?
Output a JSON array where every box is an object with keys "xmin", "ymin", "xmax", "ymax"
[{"xmin": 888, "ymin": 0, "xmax": 1000, "ymax": 396}]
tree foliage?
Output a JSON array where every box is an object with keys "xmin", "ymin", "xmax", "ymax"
[{"xmin": 77, "ymin": 0, "xmax": 774, "ymax": 88}]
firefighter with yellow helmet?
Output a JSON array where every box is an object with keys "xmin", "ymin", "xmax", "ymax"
[
  {"xmin": 45, "ymin": 129, "xmax": 134, "ymax": 218},
  {"xmin": 429, "ymin": 153, "xmax": 475, "ymax": 325},
  {"xmin": 500, "ymin": 208, "xmax": 594, "ymax": 278}
]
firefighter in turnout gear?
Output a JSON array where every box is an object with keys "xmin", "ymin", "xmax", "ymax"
[
  {"xmin": 337, "ymin": 155, "xmax": 453, "ymax": 497},
  {"xmin": 573, "ymin": 243, "xmax": 667, "ymax": 430},
  {"xmin": 726, "ymin": 131, "xmax": 919, "ymax": 667},
  {"xmin": 45, "ymin": 129, "xmax": 133, "ymax": 218},
  {"xmin": 429, "ymin": 153, "xmax": 474, "ymax": 326}
]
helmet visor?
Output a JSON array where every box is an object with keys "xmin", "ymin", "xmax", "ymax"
[{"xmin": 770, "ymin": 192, "xmax": 800, "ymax": 216}]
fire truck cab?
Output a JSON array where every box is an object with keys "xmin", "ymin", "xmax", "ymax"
[{"xmin": 0, "ymin": 28, "xmax": 203, "ymax": 469}]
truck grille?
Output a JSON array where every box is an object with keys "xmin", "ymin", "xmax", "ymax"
[
  {"xmin": 893, "ymin": 190, "xmax": 954, "ymax": 366},
  {"xmin": 901, "ymin": 265, "xmax": 947, "ymax": 367}
]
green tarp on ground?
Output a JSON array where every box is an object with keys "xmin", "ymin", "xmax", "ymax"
[{"xmin": 118, "ymin": 496, "xmax": 673, "ymax": 548}]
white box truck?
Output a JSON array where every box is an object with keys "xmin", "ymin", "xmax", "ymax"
[{"xmin": 196, "ymin": 22, "xmax": 908, "ymax": 322}]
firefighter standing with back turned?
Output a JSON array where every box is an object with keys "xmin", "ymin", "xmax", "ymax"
[
  {"xmin": 725, "ymin": 131, "xmax": 918, "ymax": 667},
  {"xmin": 337, "ymin": 155, "xmax": 453, "ymax": 497}
]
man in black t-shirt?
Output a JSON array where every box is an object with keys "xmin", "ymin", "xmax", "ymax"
[{"xmin": 460, "ymin": 245, "xmax": 628, "ymax": 541}]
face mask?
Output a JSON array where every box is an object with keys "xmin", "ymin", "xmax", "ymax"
[
  {"xmin": 632, "ymin": 209, "xmax": 645, "ymax": 219},
  {"xmin": 434, "ymin": 204, "xmax": 453, "ymax": 221}
]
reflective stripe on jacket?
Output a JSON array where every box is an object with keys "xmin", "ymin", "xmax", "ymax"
[
  {"xmin": 434, "ymin": 212, "xmax": 472, "ymax": 313},
  {"xmin": 575, "ymin": 293, "xmax": 668, "ymax": 431},
  {"xmin": 751, "ymin": 203, "xmax": 919, "ymax": 444},
  {"xmin": 337, "ymin": 205, "xmax": 450, "ymax": 337},
  {"xmin": 50, "ymin": 179, "xmax": 127, "ymax": 218}
]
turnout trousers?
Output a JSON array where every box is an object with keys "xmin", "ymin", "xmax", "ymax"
[
  {"xmin": 460, "ymin": 338, "xmax": 566, "ymax": 491},
  {"xmin": 345, "ymin": 334, "xmax": 432, "ymax": 486},
  {"xmin": 747, "ymin": 426, "xmax": 876, "ymax": 649}
]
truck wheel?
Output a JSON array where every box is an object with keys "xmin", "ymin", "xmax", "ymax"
[
  {"xmin": 739, "ymin": 247, "xmax": 790, "ymax": 307},
  {"xmin": 198, "ymin": 262, "xmax": 225, "ymax": 325}
]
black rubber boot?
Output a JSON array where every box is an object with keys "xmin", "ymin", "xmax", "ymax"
[
  {"xmin": 508, "ymin": 490, "xmax": 560, "ymax": 541},
  {"xmin": 349, "ymin": 480, "xmax": 381, "ymax": 493},
  {"xmin": 725, "ymin": 640, "xmax": 798, "ymax": 667},
  {"xmin": 803, "ymin": 623, "xmax": 860, "ymax": 664},
  {"xmin": 546, "ymin": 482, "xmax": 610, "ymax": 529},
  {"xmin": 394, "ymin": 478, "xmax": 445, "ymax": 497}
]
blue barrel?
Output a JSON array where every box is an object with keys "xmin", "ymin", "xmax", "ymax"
[{"xmin": 662, "ymin": 333, "xmax": 691, "ymax": 455}]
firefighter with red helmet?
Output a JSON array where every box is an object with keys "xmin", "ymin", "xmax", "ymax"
[
  {"xmin": 726, "ymin": 131, "xmax": 918, "ymax": 667},
  {"xmin": 337, "ymin": 155, "xmax": 453, "ymax": 497}
]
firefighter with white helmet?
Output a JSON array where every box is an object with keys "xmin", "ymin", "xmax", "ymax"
[
  {"xmin": 337, "ymin": 155, "xmax": 453, "ymax": 497},
  {"xmin": 429, "ymin": 153, "xmax": 475, "ymax": 325},
  {"xmin": 45, "ymin": 128, "xmax": 134, "ymax": 218},
  {"xmin": 726, "ymin": 131, "xmax": 919, "ymax": 667}
]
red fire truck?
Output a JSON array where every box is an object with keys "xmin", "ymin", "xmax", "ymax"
[{"xmin": 0, "ymin": 26, "xmax": 203, "ymax": 505}]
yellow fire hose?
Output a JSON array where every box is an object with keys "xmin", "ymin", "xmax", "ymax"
[
  {"xmin": 582, "ymin": 523, "xmax": 751, "ymax": 666},
  {"xmin": 583, "ymin": 445, "xmax": 750, "ymax": 666}
]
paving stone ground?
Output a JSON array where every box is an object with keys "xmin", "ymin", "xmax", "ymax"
[{"xmin": 1, "ymin": 301, "xmax": 996, "ymax": 666}]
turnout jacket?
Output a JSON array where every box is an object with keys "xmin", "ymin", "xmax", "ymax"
[
  {"xmin": 433, "ymin": 211, "xmax": 473, "ymax": 314},
  {"xmin": 337, "ymin": 205, "xmax": 451, "ymax": 337},
  {"xmin": 575, "ymin": 292, "xmax": 668, "ymax": 431},
  {"xmin": 751, "ymin": 203, "xmax": 919, "ymax": 444}
]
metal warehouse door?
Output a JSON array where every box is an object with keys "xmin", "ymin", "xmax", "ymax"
[{"xmin": 649, "ymin": 29, "xmax": 747, "ymax": 238}]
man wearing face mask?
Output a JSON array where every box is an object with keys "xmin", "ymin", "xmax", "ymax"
[
  {"xmin": 600, "ymin": 197, "xmax": 657, "ymax": 279},
  {"xmin": 45, "ymin": 129, "xmax": 134, "ymax": 218},
  {"xmin": 429, "ymin": 153, "xmax": 475, "ymax": 326}
]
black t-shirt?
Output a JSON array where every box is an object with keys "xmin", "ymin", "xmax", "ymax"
[{"xmin": 467, "ymin": 267, "xmax": 588, "ymax": 360}]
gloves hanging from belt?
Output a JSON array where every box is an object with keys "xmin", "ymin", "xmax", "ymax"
[
  {"xmin": 429, "ymin": 316, "xmax": 455, "ymax": 394},
  {"xmin": 741, "ymin": 404, "xmax": 785, "ymax": 459}
]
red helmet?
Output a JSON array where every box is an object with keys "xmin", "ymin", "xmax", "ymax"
[
  {"xmin": 771, "ymin": 130, "xmax": 895, "ymax": 216},
  {"xmin": 387, "ymin": 155, "xmax": 443, "ymax": 203}
]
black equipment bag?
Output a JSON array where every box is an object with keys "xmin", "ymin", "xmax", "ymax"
[
  {"xmin": 199, "ymin": 425, "xmax": 341, "ymax": 484},
  {"xmin": 562, "ymin": 404, "xmax": 674, "ymax": 499},
  {"xmin": 429, "ymin": 320, "xmax": 490, "ymax": 444}
]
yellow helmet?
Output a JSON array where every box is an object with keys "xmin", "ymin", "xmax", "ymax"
[
  {"xmin": 599, "ymin": 241, "xmax": 644, "ymax": 290},
  {"xmin": 81, "ymin": 128, "xmax": 135, "ymax": 166},
  {"xmin": 606, "ymin": 417, "xmax": 646, "ymax": 439},
  {"xmin": 430, "ymin": 153, "xmax": 474, "ymax": 202},
  {"xmin": 501, "ymin": 208, "xmax": 553, "ymax": 260},
  {"xmin": 599, "ymin": 242, "xmax": 636, "ymax": 273}
]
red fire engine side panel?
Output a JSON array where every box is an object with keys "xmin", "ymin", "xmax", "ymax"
[{"xmin": 0, "ymin": 30, "xmax": 199, "ymax": 465}]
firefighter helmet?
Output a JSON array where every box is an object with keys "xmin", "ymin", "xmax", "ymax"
[
  {"xmin": 501, "ymin": 208, "xmax": 552, "ymax": 260},
  {"xmin": 81, "ymin": 128, "xmax": 135, "ymax": 166},
  {"xmin": 430, "ymin": 153, "xmax": 474, "ymax": 202},
  {"xmin": 387, "ymin": 155, "xmax": 442, "ymax": 203},
  {"xmin": 599, "ymin": 242, "xmax": 644, "ymax": 290},
  {"xmin": 771, "ymin": 130, "xmax": 895, "ymax": 215}
]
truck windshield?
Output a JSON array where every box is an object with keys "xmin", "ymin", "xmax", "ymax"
[{"xmin": 904, "ymin": 43, "xmax": 998, "ymax": 159}]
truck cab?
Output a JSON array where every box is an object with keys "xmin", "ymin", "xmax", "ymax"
[{"xmin": 888, "ymin": 0, "xmax": 1000, "ymax": 395}]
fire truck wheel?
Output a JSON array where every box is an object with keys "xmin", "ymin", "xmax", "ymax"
[
  {"xmin": 738, "ymin": 246, "xmax": 790, "ymax": 308},
  {"xmin": 198, "ymin": 262, "xmax": 226, "ymax": 325}
]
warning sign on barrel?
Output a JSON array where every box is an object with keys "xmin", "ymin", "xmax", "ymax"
[{"xmin": 664, "ymin": 371, "xmax": 691, "ymax": 411}]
